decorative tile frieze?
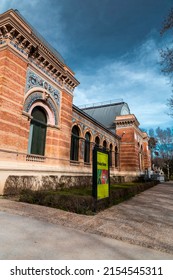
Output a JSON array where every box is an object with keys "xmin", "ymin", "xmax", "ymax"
[
  {"xmin": 24, "ymin": 92, "xmax": 42, "ymax": 112},
  {"xmin": 25, "ymin": 69, "xmax": 60, "ymax": 107},
  {"xmin": 10, "ymin": 41, "xmax": 27, "ymax": 55},
  {"xmin": 29, "ymin": 58, "xmax": 64, "ymax": 88},
  {"xmin": 47, "ymin": 99, "xmax": 58, "ymax": 125},
  {"xmin": 92, "ymin": 130, "xmax": 97, "ymax": 135},
  {"xmin": 23, "ymin": 91, "xmax": 58, "ymax": 125}
]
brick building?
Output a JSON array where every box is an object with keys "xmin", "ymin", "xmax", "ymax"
[{"xmin": 0, "ymin": 9, "xmax": 151, "ymax": 194}]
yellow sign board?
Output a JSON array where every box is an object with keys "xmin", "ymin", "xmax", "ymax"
[{"xmin": 96, "ymin": 151, "xmax": 109, "ymax": 200}]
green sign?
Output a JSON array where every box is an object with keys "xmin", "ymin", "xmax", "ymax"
[{"xmin": 93, "ymin": 147, "xmax": 110, "ymax": 200}]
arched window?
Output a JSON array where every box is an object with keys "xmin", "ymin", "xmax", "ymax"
[
  {"xmin": 109, "ymin": 144, "xmax": 113, "ymax": 167},
  {"xmin": 115, "ymin": 146, "xmax": 119, "ymax": 168},
  {"xmin": 84, "ymin": 132, "xmax": 91, "ymax": 163},
  {"xmin": 70, "ymin": 125, "xmax": 80, "ymax": 161},
  {"xmin": 29, "ymin": 106, "xmax": 47, "ymax": 156},
  {"xmin": 95, "ymin": 136, "xmax": 100, "ymax": 147},
  {"xmin": 103, "ymin": 140, "xmax": 107, "ymax": 150}
]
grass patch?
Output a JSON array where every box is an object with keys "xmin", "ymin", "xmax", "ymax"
[
  {"xmin": 111, "ymin": 182, "xmax": 140, "ymax": 189},
  {"xmin": 56, "ymin": 187, "xmax": 92, "ymax": 196}
]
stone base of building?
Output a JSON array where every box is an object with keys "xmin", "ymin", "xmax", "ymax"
[{"xmin": 0, "ymin": 161, "xmax": 142, "ymax": 195}]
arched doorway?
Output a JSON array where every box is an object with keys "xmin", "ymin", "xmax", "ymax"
[{"xmin": 29, "ymin": 106, "xmax": 47, "ymax": 156}]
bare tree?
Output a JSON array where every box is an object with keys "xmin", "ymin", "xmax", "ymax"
[
  {"xmin": 160, "ymin": 8, "xmax": 173, "ymax": 116},
  {"xmin": 147, "ymin": 127, "xmax": 173, "ymax": 177},
  {"xmin": 160, "ymin": 8, "xmax": 173, "ymax": 35}
]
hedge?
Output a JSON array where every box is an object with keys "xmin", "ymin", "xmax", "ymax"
[{"xmin": 19, "ymin": 181, "xmax": 158, "ymax": 215}]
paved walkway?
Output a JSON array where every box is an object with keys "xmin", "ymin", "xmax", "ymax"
[
  {"xmin": 1, "ymin": 211, "xmax": 172, "ymax": 260},
  {"xmin": 0, "ymin": 181, "xmax": 173, "ymax": 259}
]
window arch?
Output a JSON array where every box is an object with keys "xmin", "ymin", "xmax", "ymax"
[
  {"xmin": 24, "ymin": 90, "xmax": 59, "ymax": 126},
  {"xmin": 70, "ymin": 125, "xmax": 80, "ymax": 161},
  {"xmin": 28, "ymin": 106, "xmax": 47, "ymax": 156},
  {"xmin": 103, "ymin": 140, "xmax": 107, "ymax": 150},
  {"xmin": 84, "ymin": 132, "xmax": 91, "ymax": 163},
  {"xmin": 95, "ymin": 136, "xmax": 100, "ymax": 147}
]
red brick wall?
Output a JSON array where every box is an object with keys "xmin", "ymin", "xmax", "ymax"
[
  {"xmin": 116, "ymin": 126, "xmax": 140, "ymax": 171},
  {"xmin": 0, "ymin": 48, "xmax": 29, "ymax": 153},
  {"xmin": 0, "ymin": 46, "xmax": 150, "ymax": 172},
  {"xmin": 143, "ymin": 141, "xmax": 151, "ymax": 170},
  {"xmin": 45, "ymin": 90, "xmax": 73, "ymax": 163},
  {"xmin": 0, "ymin": 47, "xmax": 73, "ymax": 164},
  {"xmin": 116, "ymin": 124, "xmax": 151, "ymax": 172}
]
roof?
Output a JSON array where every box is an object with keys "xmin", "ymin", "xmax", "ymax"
[
  {"xmin": 14, "ymin": 9, "xmax": 65, "ymax": 64},
  {"xmin": 73, "ymin": 105, "xmax": 121, "ymax": 140},
  {"xmin": 81, "ymin": 102, "xmax": 130, "ymax": 129}
]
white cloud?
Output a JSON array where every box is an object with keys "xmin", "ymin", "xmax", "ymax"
[{"xmin": 74, "ymin": 36, "xmax": 173, "ymax": 129}]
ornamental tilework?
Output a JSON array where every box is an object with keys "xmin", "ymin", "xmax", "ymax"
[
  {"xmin": 23, "ymin": 91, "xmax": 58, "ymax": 125},
  {"xmin": 23, "ymin": 92, "xmax": 42, "ymax": 112},
  {"xmin": 10, "ymin": 41, "xmax": 27, "ymax": 55},
  {"xmin": 29, "ymin": 58, "xmax": 64, "ymax": 89},
  {"xmin": 25, "ymin": 69, "xmax": 60, "ymax": 107}
]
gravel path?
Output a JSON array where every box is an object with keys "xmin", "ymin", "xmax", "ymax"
[{"xmin": 0, "ymin": 181, "xmax": 173, "ymax": 255}]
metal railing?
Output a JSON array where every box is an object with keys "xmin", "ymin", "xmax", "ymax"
[{"xmin": 78, "ymin": 99, "xmax": 124, "ymax": 109}]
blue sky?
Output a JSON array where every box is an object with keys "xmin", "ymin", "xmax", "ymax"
[{"xmin": 1, "ymin": 0, "xmax": 173, "ymax": 130}]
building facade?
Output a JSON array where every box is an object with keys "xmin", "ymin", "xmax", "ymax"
[{"xmin": 0, "ymin": 9, "xmax": 151, "ymax": 194}]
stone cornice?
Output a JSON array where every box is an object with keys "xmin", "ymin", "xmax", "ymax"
[
  {"xmin": 115, "ymin": 115, "xmax": 150, "ymax": 140},
  {"xmin": 141, "ymin": 131, "xmax": 149, "ymax": 141},
  {"xmin": 115, "ymin": 114, "xmax": 140, "ymax": 128},
  {"xmin": 0, "ymin": 9, "xmax": 79, "ymax": 94}
]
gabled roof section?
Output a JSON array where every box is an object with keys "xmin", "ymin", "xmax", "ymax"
[{"xmin": 81, "ymin": 102, "xmax": 130, "ymax": 130}]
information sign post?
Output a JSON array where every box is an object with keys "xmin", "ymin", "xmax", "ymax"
[{"xmin": 92, "ymin": 146, "xmax": 110, "ymax": 210}]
